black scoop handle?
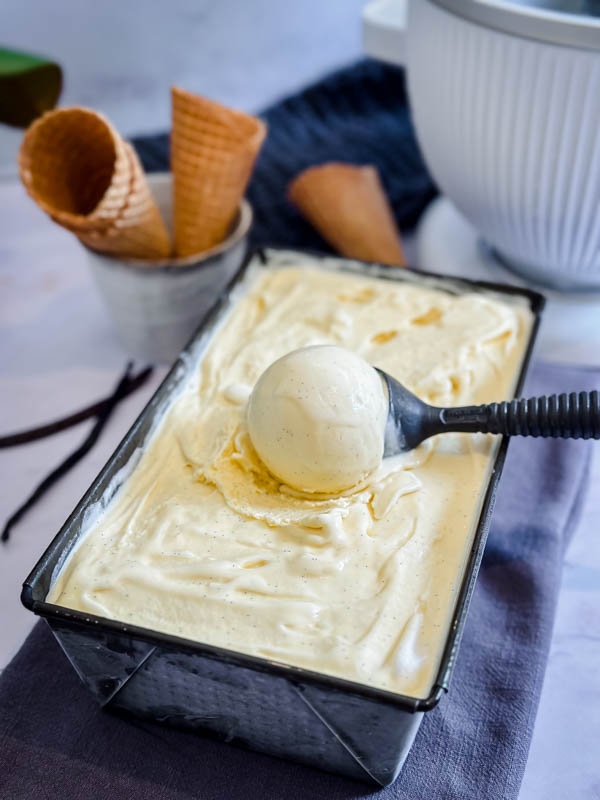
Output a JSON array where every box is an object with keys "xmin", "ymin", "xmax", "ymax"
[
  {"xmin": 379, "ymin": 370, "xmax": 600, "ymax": 454},
  {"xmin": 437, "ymin": 392, "xmax": 600, "ymax": 439}
]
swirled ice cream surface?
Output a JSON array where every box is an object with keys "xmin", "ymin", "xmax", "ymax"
[{"xmin": 48, "ymin": 256, "xmax": 533, "ymax": 698}]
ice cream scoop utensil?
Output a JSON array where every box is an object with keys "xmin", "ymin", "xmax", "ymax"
[{"xmin": 378, "ymin": 370, "xmax": 600, "ymax": 456}]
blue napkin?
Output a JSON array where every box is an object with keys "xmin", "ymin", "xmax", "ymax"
[
  {"xmin": 1, "ymin": 60, "xmax": 596, "ymax": 799},
  {"xmin": 133, "ymin": 59, "xmax": 438, "ymax": 247}
]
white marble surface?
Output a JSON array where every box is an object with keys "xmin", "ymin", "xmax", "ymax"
[{"xmin": 0, "ymin": 3, "xmax": 599, "ymax": 797}]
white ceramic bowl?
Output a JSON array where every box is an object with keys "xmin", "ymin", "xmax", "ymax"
[
  {"xmin": 364, "ymin": 0, "xmax": 600, "ymax": 289},
  {"xmin": 84, "ymin": 173, "xmax": 252, "ymax": 363}
]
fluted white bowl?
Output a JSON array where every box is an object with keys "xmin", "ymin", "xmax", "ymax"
[{"xmin": 365, "ymin": 0, "xmax": 600, "ymax": 289}]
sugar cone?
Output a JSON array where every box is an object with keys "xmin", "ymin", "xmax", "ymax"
[
  {"xmin": 77, "ymin": 144, "xmax": 171, "ymax": 260},
  {"xmin": 288, "ymin": 163, "xmax": 405, "ymax": 266},
  {"xmin": 171, "ymin": 87, "xmax": 266, "ymax": 257},
  {"xmin": 18, "ymin": 107, "xmax": 132, "ymax": 234}
]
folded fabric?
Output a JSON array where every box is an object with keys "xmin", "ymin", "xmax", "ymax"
[{"xmin": 0, "ymin": 361, "xmax": 595, "ymax": 800}]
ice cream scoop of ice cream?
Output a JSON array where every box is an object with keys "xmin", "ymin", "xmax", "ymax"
[{"xmin": 246, "ymin": 345, "xmax": 388, "ymax": 493}]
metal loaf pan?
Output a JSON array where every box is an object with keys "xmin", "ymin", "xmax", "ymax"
[{"xmin": 21, "ymin": 248, "xmax": 545, "ymax": 787}]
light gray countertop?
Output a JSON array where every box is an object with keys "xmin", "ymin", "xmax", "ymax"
[{"xmin": 0, "ymin": 2, "xmax": 598, "ymax": 797}]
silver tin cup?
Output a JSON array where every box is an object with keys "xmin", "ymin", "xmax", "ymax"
[{"xmin": 84, "ymin": 172, "xmax": 252, "ymax": 363}]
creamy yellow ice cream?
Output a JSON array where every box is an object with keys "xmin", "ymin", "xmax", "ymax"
[
  {"xmin": 247, "ymin": 345, "xmax": 388, "ymax": 493},
  {"xmin": 48, "ymin": 255, "xmax": 533, "ymax": 698}
]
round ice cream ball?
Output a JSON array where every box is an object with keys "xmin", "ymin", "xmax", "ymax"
[{"xmin": 246, "ymin": 345, "xmax": 388, "ymax": 493}]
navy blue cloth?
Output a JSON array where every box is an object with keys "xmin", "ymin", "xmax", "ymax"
[
  {"xmin": 133, "ymin": 59, "xmax": 437, "ymax": 250},
  {"xmin": 1, "ymin": 60, "xmax": 595, "ymax": 799}
]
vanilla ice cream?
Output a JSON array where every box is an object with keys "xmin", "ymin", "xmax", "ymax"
[
  {"xmin": 47, "ymin": 255, "xmax": 532, "ymax": 698},
  {"xmin": 247, "ymin": 345, "xmax": 388, "ymax": 493}
]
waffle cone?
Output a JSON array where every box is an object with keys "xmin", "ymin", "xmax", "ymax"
[
  {"xmin": 76, "ymin": 144, "xmax": 172, "ymax": 260},
  {"xmin": 288, "ymin": 163, "xmax": 405, "ymax": 266},
  {"xmin": 19, "ymin": 107, "xmax": 171, "ymax": 260},
  {"xmin": 171, "ymin": 87, "xmax": 266, "ymax": 257},
  {"xmin": 18, "ymin": 107, "xmax": 132, "ymax": 234}
]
